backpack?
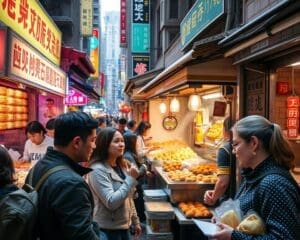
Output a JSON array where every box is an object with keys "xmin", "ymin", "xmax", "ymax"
[{"xmin": 0, "ymin": 165, "xmax": 70, "ymax": 240}]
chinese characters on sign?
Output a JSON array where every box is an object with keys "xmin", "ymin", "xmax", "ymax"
[
  {"xmin": 120, "ymin": 0, "xmax": 127, "ymax": 46},
  {"xmin": 80, "ymin": 0, "xmax": 93, "ymax": 36},
  {"xmin": 132, "ymin": 55, "xmax": 149, "ymax": 76},
  {"xmin": 180, "ymin": 0, "xmax": 224, "ymax": 49},
  {"xmin": 287, "ymin": 96, "xmax": 299, "ymax": 138},
  {"xmin": 131, "ymin": 0, "xmax": 150, "ymax": 53},
  {"xmin": 246, "ymin": 77, "xmax": 265, "ymax": 115},
  {"xmin": 89, "ymin": 28, "xmax": 99, "ymax": 77},
  {"xmin": 276, "ymin": 81, "xmax": 289, "ymax": 95},
  {"xmin": 65, "ymin": 89, "xmax": 88, "ymax": 105},
  {"xmin": 0, "ymin": 0, "xmax": 62, "ymax": 65},
  {"xmin": 9, "ymin": 34, "xmax": 66, "ymax": 95}
]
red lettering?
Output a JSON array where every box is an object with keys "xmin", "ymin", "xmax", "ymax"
[
  {"xmin": 13, "ymin": 43, "xmax": 21, "ymax": 69},
  {"xmin": 29, "ymin": 53, "xmax": 35, "ymax": 76},
  {"xmin": 21, "ymin": 48, "xmax": 28, "ymax": 73},
  {"xmin": 35, "ymin": 58, "xmax": 40, "ymax": 79},
  {"xmin": 46, "ymin": 29, "xmax": 52, "ymax": 50},
  {"xmin": 40, "ymin": 21, "xmax": 46, "ymax": 47},
  {"xmin": 18, "ymin": 0, "xmax": 29, "ymax": 29},
  {"xmin": 29, "ymin": 8, "xmax": 37, "ymax": 36},
  {"xmin": 2, "ymin": 0, "xmax": 16, "ymax": 20}
]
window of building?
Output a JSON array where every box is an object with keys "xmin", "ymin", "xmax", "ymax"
[{"xmin": 169, "ymin": 0, "xmax": 179, "ymax": 19}]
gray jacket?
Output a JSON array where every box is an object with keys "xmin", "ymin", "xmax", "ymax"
[{"xmin": 87, "ymin": 162, "xmax": 140, "ymax": 230}]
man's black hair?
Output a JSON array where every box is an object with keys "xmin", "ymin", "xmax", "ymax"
[
  {"xmin": 127, "ymin": 120, "xmax": 136, "ymax": 129},
  {"xmin": 46, "ymin": 118, "xmax": 56, "ymax": 130},
  {"xmin": 25, "ymin": 121, "xmax": 47, "ymax": 135},
  {"xmin": 118, "ymin": 118, "xmax": 127, "ymax": 125},
  {"xmin": 54, "ymin": 111, "xmax": 98, "ymax": 146}
]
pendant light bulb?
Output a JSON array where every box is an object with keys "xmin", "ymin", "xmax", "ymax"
[
  {"xmin": 170, "ymin": 97, "xmax": 180, "ymax": 113},
  {"xmin": 188, "ymin": 94, "xmax": 201, "ymax": 111},
  {"xmin": 159, "ymin": 102, "xmax": 167, "ymax": 114}
]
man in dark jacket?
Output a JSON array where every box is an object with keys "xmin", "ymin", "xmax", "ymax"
[{"xmin": 25, "ymin": 111, "xmax": 102, "ymax": 240}]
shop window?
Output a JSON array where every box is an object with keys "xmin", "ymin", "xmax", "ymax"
[{"xmin": 169, "ymin": 0, "xmax": 179, "ymax": 19}]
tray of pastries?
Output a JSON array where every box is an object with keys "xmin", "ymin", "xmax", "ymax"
[{"xmin": 178, "ymin": 201, "xmax": 212, "ymax": 219}]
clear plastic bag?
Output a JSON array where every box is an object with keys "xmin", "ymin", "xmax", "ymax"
[
  {"xmin": 213, "ymin": 198, "xmax": 242, "ymax": 229},
  {"xmin": 237, "ymin": 210, "xmax": 266, "ymax": 235}
]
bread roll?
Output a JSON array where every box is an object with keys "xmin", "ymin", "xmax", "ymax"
[
  {"xmin": 220, "ymin": 210, "xmax": 240, "ymax": 229},
  {"xmin": 0, "ymin": 86, "xmax": 6, "ymax": 96},
  {"xmin": 237, "ymin": 214, "xmax": 265, "ymax": 235},
  {"xmin": 6, "ymin": 88, "xmax": 15, "ymax": 97}
]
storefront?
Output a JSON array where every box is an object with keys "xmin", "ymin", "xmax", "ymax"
[
  {"xmin": 61, "ymin": 46, "xmax": 101, "ymax": 116},
  {"xmin": 0, "ymin": 27, "xmax": 66, "ymax": 153}
]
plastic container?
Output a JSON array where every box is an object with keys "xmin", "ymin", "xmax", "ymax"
[
  {"xmin": 146, "ymin": 224, "xmax": 173, "ymax": 240},
  {"xmin": 144, "ymin": 189, "xmax": 168, "ymax": 202},
  {"xmin": 145, "ymin": 202, "xmax": 175, "ymax": 219}
]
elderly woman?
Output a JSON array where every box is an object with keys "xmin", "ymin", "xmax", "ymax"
[
  {"xmin": 87, "ymin": 127, "xmax": 142, "ymax": 240},
  {"xmin": 212, "ymin": 115, "xmax": 300, "ymax": 240}
]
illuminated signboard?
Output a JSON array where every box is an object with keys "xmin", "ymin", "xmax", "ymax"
[
  {"xmin": 80, "ymin": 0, "xmax": 93, "ymax": 36},
  {"xmin": 180, "ymin": 0, "xmax": 224, "ymax": 49},
  {"xmin": 120, "ymin": 0, "xmax": 127, "ymax": 46},
  {"xmin": 65, "ymin": 88, "xmax": 88, "ymax": 105},
  {"xmin": 8, "ymin": 33, "xmax": 66, "ymax": 96},
  {"xmin": 132, "ymin": 55, "xmax": 149, "ymax": 76},
  {"xmin": 0, "ymin": 29, "xmax": 6, "ymax": 73},
  {"xmin": 89, "ymin": 28, "xmax": 99, "ymax": 77},
  {"xmin": 131, "ymin": 0, "xmax": 150, "ymax": 53},
  {"xmin": 0, "ymin": 0, "xmax": 62, "ymax": 65}
]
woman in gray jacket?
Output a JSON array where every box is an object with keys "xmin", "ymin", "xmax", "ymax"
[{"xmin": 88, "ymin": 127, "xmax": 142, "ymax": 240}]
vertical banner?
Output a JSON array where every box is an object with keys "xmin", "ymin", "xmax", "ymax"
[
  {"xmin": 131, "ymin": 0, "xmax": 150, "ymax": 53},
  {"xmin": 120, "ymin": 0, "xmax": 127, "ymax": 46},
  {"xmin": 132, "ymin": 55, "xmax": 149, "ymax": 76},
  {"xmin": 287, "ymin": 96, "xmax": 299, "ymax": 138},
  {"xmin": 89, "ymin": 29, "xmax": 99, "ymax": 77},
  {"xmin": 80, "ymin": 0, "xmax": 93, "ymax": 36}
]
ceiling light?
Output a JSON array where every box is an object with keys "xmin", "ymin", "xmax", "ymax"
[
  {"xmin": 170, "ymin": 97, "xmax": 180, "ymax": 112},
  {"xmin": 188, "ymin": 94, "xmax": 201, "ymax": 111},
  {"xmin": 202, "ymin": 92, "xmax": 223, "ymax": 100}
]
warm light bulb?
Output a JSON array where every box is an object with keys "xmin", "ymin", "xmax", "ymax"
[
  {"xmin": 188, "ymin": 94, "xmax": 201, "ymax": 111},
  {"xmin": 170, "ymin": 97, "xmax": 180, "ymax": 112},
  {"xmin": 159, "ymin": 102, "xmax": 167, "ymax": 114}
]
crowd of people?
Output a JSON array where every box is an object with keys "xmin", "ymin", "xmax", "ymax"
[{"xmin": 0, "ymin": 112, "xmax": 300, "ymax": 240}]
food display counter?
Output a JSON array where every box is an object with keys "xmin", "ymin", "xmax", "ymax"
[{"xmin": 155, "ymin": 166, "xmax": 215, "ymax": 203}]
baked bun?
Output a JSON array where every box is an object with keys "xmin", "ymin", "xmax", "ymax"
[
  {"xmin": 220, "ymin": 210, "xmax": 240, "ymax": 229},
  {"xmin": 237, "ymin": 213, "xmax": 265, "ymax": 235}
]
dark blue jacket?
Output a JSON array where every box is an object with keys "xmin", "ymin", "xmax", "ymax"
[{"xmin": 25, "ymin": 147, "xmax": 100, "ymax": 240}]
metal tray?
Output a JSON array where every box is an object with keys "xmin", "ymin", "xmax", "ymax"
[{"xmin": 155, "ymin": 167, "xmax": 214, "ymax": 203}]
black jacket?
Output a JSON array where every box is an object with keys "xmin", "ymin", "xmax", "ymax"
[{"xmin": 25, "ymin": 147, "xmax": 100, "ymax": 240}]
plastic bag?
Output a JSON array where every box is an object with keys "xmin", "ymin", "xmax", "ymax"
[
  {"xmin": 237, "ymin": 210, "xmax": 265, "ymax": 235},
  {"xmin": 213, "ymin": 198, "xmax": 242, "ymax": 229}
]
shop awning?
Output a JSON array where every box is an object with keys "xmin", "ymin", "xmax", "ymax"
[
  {"xmin": 69, "ymin": 77, "xmax": 100, "ymax": 102},
  {"xmin": 137, "ymin": 58, "xmax": 236, "ymax": 99},
  {"xmin": 61, "ymin": 46, "xmax": 95, "ymax": 78}
]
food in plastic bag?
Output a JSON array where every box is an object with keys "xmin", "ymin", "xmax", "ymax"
[
  {"xmin": 220, "ymin": 209, "xmax": 240, "ymax": 229},
  {"xmin": 237, "ymin": 212, "xmax": 265, "ymax": 235}
]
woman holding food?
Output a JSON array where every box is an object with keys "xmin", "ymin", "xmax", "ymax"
[
  {"xmin": 87, "ymin": 127, "xmax": 142, "ymax": 240},
  {"xmin": 211, "ymin": 115, "xmax": 300, "ymax": 240}
]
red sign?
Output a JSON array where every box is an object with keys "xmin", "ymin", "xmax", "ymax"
[
  {"xmin": 120, "ymin": 0, "xmax": 127, "ymax": 46},
  {"xmin": 287, "ymin": 96, "xmax": 300, "ymax": 138},
  {"xmin": 65, "ymin": 89, "xmax": 88, "ymax": 106},
  {"xmin": 276, "ymin": 81, "xmax": 289, "ymax": 95},
  {"xmin": 287, "ymin": 96, "xmax": 299, "ymax": 107},
  {"xmin": 0, "ymin": 29, "xmax": 6, "ymax": 72}
]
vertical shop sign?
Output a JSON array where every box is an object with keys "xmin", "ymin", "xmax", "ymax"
[
  {"xmin": 246, "ymin": 76, "xmax": 265, "ymax": 116},
  {"xmin": 0, "ymin": 0, "xmax": 62, "ymax": 65},
  {"xmin": 180, "ymin": 0, "xmax": 224, "ymax": 49},
  {"xmin": 132, "ymin": 55, "xmax": 149, "ymax": 76},
  {"xmin": 80, "ymin": 0, "xmax": 93, "ymax": 36},
  {"xmin": 89, "ymin": 28, "xmax": 99, "ymax": 77},
  {"xmin": 131, "ymin": 0, "xmax": 150, "ymax": 53},
  {"xmin": 287, "ymin": 96, "xmax": 299, "ymax": 138},
  {"xmin": 120, "ymin": 0, "xmax": 127, "ymax": 46}
]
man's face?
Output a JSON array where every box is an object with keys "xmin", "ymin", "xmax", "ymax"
[
  {"xmin": 46, "ymin": 100, "xmax": 54, "ymax": 108},
  {"xmin": 76, "ymin": 129, "xmax": 97, "ymax": 162},
  {"xmin": 118, "ymin": 123, "xmax": 126, "ymax": 132},
  {"xmin": 27, "ymin": 132, "xmax": 44, "ymax": 145}
]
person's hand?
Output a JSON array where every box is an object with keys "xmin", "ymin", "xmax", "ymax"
[
  {"xmin": 134, "ymin": 224, "xmax": 142, "ymax": 239},
  {"xmin": 126, "ymin": 166, "xmax": 139, "ymax": 179},
  {"xmin": 210, "ymin": 222, "xmax": 233, "ymax": 240},
  {"xmin": 146, "ymin": 171, "xmax": 153, "ymax": 177},
  {"xmin": 203, "ymin": 190, "xmax": 216, "ymax": 206}
]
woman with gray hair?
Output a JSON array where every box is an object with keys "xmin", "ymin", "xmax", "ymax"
[{"xmin": 212, "ymin": 115, "xmax": 300, "ymax": 240}]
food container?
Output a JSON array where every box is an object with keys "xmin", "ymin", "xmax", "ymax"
[
  {"xmin": 145, "ymin": 201, "xmax": 175, "ymax": 233},
  {"xmin": 144, "ymin": 189, "xmax": 168, "ymax": 202},
  {"xmin": 146, "ymin": 224, "xmax": 173, "ymax": 240}
]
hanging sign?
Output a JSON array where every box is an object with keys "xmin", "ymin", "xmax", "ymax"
[
  {"xmin": 287, "ymin": 96, "xmax": 299, "ymax": 138},
  {"xmin": 65, "ymin": 88, "xmax": 88, "ymax": 106}
]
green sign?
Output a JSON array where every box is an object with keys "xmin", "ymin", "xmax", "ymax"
[
  {"xmin": 180, "ymin": 0, "xmax": 224, "ymax": 49},
  {"xmin": 132, "ymin": 24, "xmax": 150, "ymax": 53}
]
